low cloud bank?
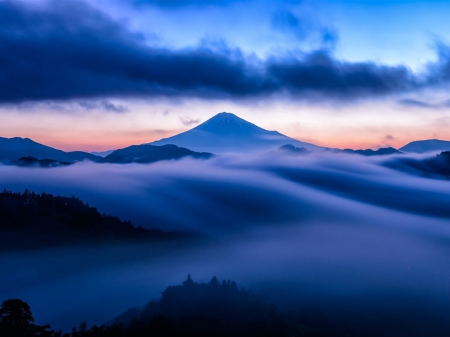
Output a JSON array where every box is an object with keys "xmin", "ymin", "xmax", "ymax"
[{"xmin": 1, "ymin": 153, "xmax": 450, "ymax": 334}]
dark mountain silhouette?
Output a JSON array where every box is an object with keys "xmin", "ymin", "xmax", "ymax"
[
  {"xmin": 384, "ymin": 151, "xmax": 450, "ymax": 179},
  {"xmin": 0, "ymin": 137, "xmax": 101, "ymax": 163},
  {"xmin": 333, "ymin": 147, "xmax": 402, "ymax": 156},
  {"xmin": 264, "ymin": 144, "xmax": 311, "ymax": 157},
  {"xmin": 90, "ymin": 150, "xmax": 115, "ymax": 157},
  {"xmin": 400, "ymin": 139, "xmax": 450, "ymax": 153},
  {"xmin": 150, "ymin": 112, "xmax": 323, "ymax": 154},
  {"xmin": 12, "ymin": 156, "xmax": 71, "ymax": 168},
  {"xmin": 4, "ymin": 277, "xmax": 449, "ymax": 337},
  {"xmin": 73, "ymin": 276, "xmax": 329, "ymax": 337},
  {"xmin": 101, "ymin": 144, "xmax": 213, "ymax": 164},
  {"xmin": 0, "ymin": 189, "xmax": 201, "ymax": 250},
  {"xmin": 277, "ymin": 144, "xmax": 311, "ymax": 156}
]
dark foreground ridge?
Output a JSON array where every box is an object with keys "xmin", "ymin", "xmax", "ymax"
[
  {"xmin": 2, "ymin": 276, "xmax": 450, "ymax": 337},
  {"xmin": 0, "ymin": 189, "xmax": 202, "ymax": 250},
  {"xmin": 0, "ymin": 276, "xmax": 333, "ymax": 337}
]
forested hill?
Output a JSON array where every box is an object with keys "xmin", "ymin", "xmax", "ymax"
[
  {"xmin": 0, "ymin": 276, "xmax": 331, "ymax": 337},
  {"xmin": 0, "ymin": 189, "xmax": 200, "ymax": 250}
]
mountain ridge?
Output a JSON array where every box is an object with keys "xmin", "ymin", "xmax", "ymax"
[
  {"xmin": 400, "ymin": 139, "xmax": 450, "ymax": 153},
  {"xmin": 0, "ymin": 137, "xmax": 101, "ymax": 163},
  {"xmin": 149, "ymin": 112, "xmax": 323, "ymax": 154},
  {"xmin": 102, "ymin": 144, "xmax": 213, "ymax": 164}
]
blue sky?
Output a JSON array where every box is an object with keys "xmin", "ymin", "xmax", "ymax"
[{"xmin": 101, "ymin": 0, "xmax": 450, "ymax": 68}]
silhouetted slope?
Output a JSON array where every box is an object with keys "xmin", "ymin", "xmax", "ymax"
[
  {"xmin": 337, "ymin": 147, "xmax": 402, "ymax": 156},
  {"xmin": 384, "ymin": 151, "xmax": 450, "ymax": 178},
  {"xmin": 102, "ymin": 144, "xmax": 213, "ymax": 164},
  {"xmin": 4, "ymin": 277, "xmax": 449, "ymax": 337},
  {"xmin": 12, "ymin": 156, "xmax": 71, "ymax": 167},
  {"xmin": 264, "ymin": 144, "xmax": 311, "ymax": 157},
  {"xmin": 150, "ymin": 112, "xmax": 323, "ymax": 154},
  {"xmin": 0, "ymin": 137, "xmax": 101, "ymax": 163},
  {"xmin": 400, "ymin": 139, "xmax": 450, "ymax": 153},
  {"xmin": 103, "ymin": 276, "xmax": 313, "ymax": 337},
  {"xmin": 277, "ymin": 144, "xmax": 311, "ymax": 155},
  {"xmin": 90, "ymin": 150, "xmax": 115, "ymax": 157},
  {"xmin": 0, "ymin": 190, "xmax": 199, "ymax": 250}
]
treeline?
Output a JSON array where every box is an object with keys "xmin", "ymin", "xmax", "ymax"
[
  {"xmin": 0, "ymin": 189, "xmax": 199, "ymax": 250},
  {"xmin": 0, "ymin": 276, "xmax": 331, "ymax": 337}
]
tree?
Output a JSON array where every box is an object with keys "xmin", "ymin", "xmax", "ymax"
[{"xmin": 0, "ymin": 299, "xmax": 53, "ymax": 337}]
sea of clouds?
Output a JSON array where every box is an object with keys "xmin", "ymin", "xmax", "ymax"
[{"xmin": 1, "ymin": 152, "xmax": 450, "ymax": 334}]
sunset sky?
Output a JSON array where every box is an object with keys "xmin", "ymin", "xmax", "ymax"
[{"xmin": 1, "ymin": 0, "xmax": 450, "ymax": 151}]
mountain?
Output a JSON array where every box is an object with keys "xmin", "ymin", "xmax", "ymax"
[
  {"xmin": 265, "ymin": 144, "xmax": 311, "ymax": 157},
  {"xmin": 337, "ymin": 147, "xmax": 402, "ymax": 156},
  {"xmin": 91, "ymin": 150, "xmax": 115, "ymax": 157},
  {"xmin": 399, "ymin": 139, "xmax": 450, "ymax": 153},
  {"xmin": 149, "ymin": 112, "xmax": 323, "ymax": 154},
  {"xmin": 102, "ymin": 144, "xmax": 213, "ymax": 164},
  {"xmin": 106, "ymin": 276, "xmax": 297, "ymax": 337},
  {"xmin": 0, "ymin": 137, "xmax": 101, "ymax": 163},
  {"xmin": 277, "ymin": 144, "xmax": 311, "ymax": 155},
  {"xmin": 12, "ymin": 156, "xmax": 71, "ymax": 168}
]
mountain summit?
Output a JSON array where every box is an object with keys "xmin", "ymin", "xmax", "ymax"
[
  {"xmin": 399, "ymin": 139, "xmax": 450, "ymax": 153},
  {"xmin": 193, "ymin": 112, "xmax": 265, "ymax": 136},
  {"xmin": 149, "ymin": 112, "xmax": 322, "ymax": 154}
]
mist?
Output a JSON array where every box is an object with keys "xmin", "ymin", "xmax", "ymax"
[{"xmin": 1, "ymin": 153, "xmax": 450, "ymax": 334}]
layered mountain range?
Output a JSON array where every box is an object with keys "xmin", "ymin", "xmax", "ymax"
[{"xmin": 1, "ymin": 112, "xmax": 450, "ymax": 165}]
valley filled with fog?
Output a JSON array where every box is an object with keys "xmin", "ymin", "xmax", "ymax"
[{"xmin": 1, "ymin": 152, "xmax": 450, "ymax": 335}]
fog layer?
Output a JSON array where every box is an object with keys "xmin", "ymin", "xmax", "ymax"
[{"xmin": 1, "ymin": 153, "xmax": 450, "ymax": 334}]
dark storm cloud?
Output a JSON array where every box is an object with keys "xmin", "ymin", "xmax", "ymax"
[
  {"xmin": 0, "ymin": 0, "xmax": 271, "ymax": 103},
  {"xmin": 0, "ymin": 0, "xmax": 448, "ymax": 104},
  {"xmin": 266, "ymin": 51, "xmax": 415, "ymax": 98}
]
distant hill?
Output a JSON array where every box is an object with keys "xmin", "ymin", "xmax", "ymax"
[
  {"xmin": 400, "ymin": 139, "xmax": 450, "ymax": 153},
  {"xmin": 101, "ymin": 144, "xmax": 213, "ymax": 164},
  {"xmin": 337, "ymin": 147, "xmax": 402, "ymax": 156},
  {"xmin": 3, "ymin": 277, "xmax": 335, "ymax": 337},
  {"xmin": 264, "ymin": 144, "xmax": 311, "ymax": 157},
  {"xmin": 0, "ymin": 189, "xmax": 202, "ymax": 250},
  {"xmin": 12, "ymin": 156, "xmax": 71, "ymax": 168},
  {"xmin": 150, "ymin": 112, "xmax": 323, "ymax": 154},
  {"xmin": 277, "ymin": 144, "xmax": 311, "ymax": 155},
  {"xmin": 91, "ymin": 150, "xmax": 115, "ymax": 157},
  {"xmin": 105, "ymin": 276, "xmax": 325, "ymax": 337},
  {"xmin": 0, "ymin": 137, "xmax": 101, "ymax": 163}
]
